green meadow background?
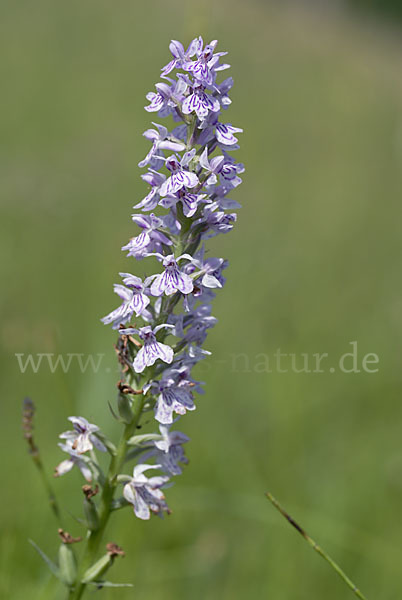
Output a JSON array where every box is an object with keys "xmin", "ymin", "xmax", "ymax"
[{"xmin": 1, "ymin": 1, "xmax": 402, "ymax": 598}]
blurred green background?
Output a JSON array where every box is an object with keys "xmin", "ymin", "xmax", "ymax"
[{"xmin": 1, "ymin": 0, "xmax": 402, "ymax": 598}]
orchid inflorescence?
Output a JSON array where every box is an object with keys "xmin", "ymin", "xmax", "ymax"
[{"xmin": 28, "ymin": 36, "xmax": 243, "ymax": 597}]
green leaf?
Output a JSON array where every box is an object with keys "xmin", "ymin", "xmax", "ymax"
[
  {"xmin": 94, "ymin": 431, "xmax": 117, "ymax": 455},
  {"xmin": 82, "ymin": 554, "xmax": 112, "ymax": 583},
  {"xmin": 108, "ymin": 401, "xmax": 123, "ymax": 422},
  {"xmin": 29, "ymin": 539, "xmax": 60, "ymax": 578},
  {"xmin": 127, "ymin": 433, "xmax": 163, "ymax": 446},
  {"xmin": 117, "ymin": 394, "xmax": 133, "ymax": 424},
  {"xmin": 58, "ymin": 543, "xmax": 77, "ymax": 586},
  {"xmin": 87, "ymin": 581, "xmax": 133, "ymax": 588},
  {"xmin": 83, "ymin": 497, "xmax": 100, "ymax": 531},
  {"xmin": 66, "ymin": 510, "xmax": 86, "ymax": 526},
  {"xmin": 116, "ymin": 474, "xmax": 132, "ymax": 483}
]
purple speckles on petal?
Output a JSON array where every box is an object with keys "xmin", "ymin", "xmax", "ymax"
[
  {"xmin": 150, "ymin": 255, "xmax": 194, "ymax": 297},
  {"xmin": 132, "ymin": 326, "xmax": 174, "ymax": 373},
  {"xmin": 216, "ymin": 123, "xmax": 243, "ymax": 146}
]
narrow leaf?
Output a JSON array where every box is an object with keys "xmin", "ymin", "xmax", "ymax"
[
  {"xmin": 88, "ymin": 581, "xmax": 133, "ymax": 588},
  {"xmin": 94, "ymin": 431, "xmax": 117, "ymax": 455},
  {"xmin": 127, "ymin": 433, "xmax": 163, "ymax": 446},
  {"xmin": 108, "ymin": 401, "xmax": 122, "ymax": 422},
  {"xmin": 29, "ymin": 539, "xmax": 60, "ymax": 578}
]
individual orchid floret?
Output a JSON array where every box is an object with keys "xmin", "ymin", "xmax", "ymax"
[
  {"xmin": 173, "ymin": 363, "xmax": 205, "ymax": 394},
  {"xmin": 123, "ymin": 464, "xmax": 170, "ymax": 520},
  {"xmin": 215, "ymin": 122, "xmax": 243, "ymax": 146},
  {"xmin": 199, "ymin": 149, "xmax": 226, "ymax": 185},
  {"xmin": 121, "ymin": 213, "xmax": 172, "ymax": 258},
  {"xmin": 161, "ymin": 40, "xmax": 186, "ymax": 77},
  {"xmin": 161, "ymin": 37, "xmax": 202, "ymax": 78},
  {"xmin": 149, "ymin": 253, "xmax": 194, "ymax": 296},
  {"xmin": 152, "ymin": 373, "xmax": 196, "ymax": 425},
  {"xmin": 144, "ymin": 82, "xmax": 173, "ymax": 113},
  {"xmin": 160, "ymin": 189, "xmax": 206, "ymax": 218},
  {"xmin": 101, "ymin": 274, "xmax": 150, "ymax": 328},
  {"xmin": 215, "ymin": 76, "xmax": 234, "ymax": 108},
  {"xmin": 182, "ymin": 83, "xmax": 220, "ymax": 119},
  {"xmin": 183, "ymin": 39, "xmax": 229, "ymax": 87},
  {"xmin": 219, "ymin": 153, "xmax": 245, "ymax": 188},
  {"xmin": 181, "ymin": 305, "xmax": 218, "ymax": 346},
  {"xmin": 159, "ymin": 154, "xmax": 199, "ymax": 197},
  {"xmin": 195, "ymin": 203, "xmax": 237, "ymax": 238},
  {"xmin": 200, "ymin": 149, "xmax": 243, "ymax": 190},
  {"xmin": 143, "ymin": 424, "xmax": 189, "ymax": 475},
  {"xmin": 139, "ymin": 123, "xmax": 186, "ymax": 169},
  {"xmin": 120, "ymin": 324, "xmax": 175, "ymax": 373},
  {"xmin": 134, "ymin": 170, "xmax": 166, "ymax": 211},
  {"xmin": 189, "ymin": 248, "xmax": 228, "ymax": 289},
  {"xmin": 145, "ymin": 79, "xmax": 187, "ymax": 118},
  {"xmin": 54, "ymin": 442, "xmax": 93, "ymax": 482},
  {"xmin": 59, "ymin": 416, "xmax": 107, "ymax": 454}
]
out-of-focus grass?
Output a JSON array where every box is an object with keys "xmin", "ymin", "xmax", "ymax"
[{"xmin": 1, "ymin": 1, "xmax": 402, "ymax": 599}]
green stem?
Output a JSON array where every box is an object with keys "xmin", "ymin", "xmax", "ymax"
[
  {"xmin": 68, "ymin": 393, "xmax": 145, "ymax": 600},
  {"xmin": 186, "ymin": 115, "xmax": 197, "ymax": 149},
  {"xmin": 68, "ymin": 107, "xmax": 202, "ymax": 600},
  {"xmin": 31, "ymin": 451, "xmax": 63, "ymax": 526},
  {"xmin": 265, "ymin": 492, "xmax": 369, "ymax": 600}
]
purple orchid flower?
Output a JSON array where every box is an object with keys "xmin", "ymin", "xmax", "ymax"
[
  {"xmin": 121, "ymin": 213, "xmax": 172, "ymax": 258},
  {"xmin": 54, "ymin": 442, "xmax": 93, "ymax": 482},
  {"xmin": 215, "ymin": 122, "xmax": 243, "ymax": 146},
  {"xmin": 181, "ymin": 305, "xmax": 218, "ymax": 346},
  {"xmin": 139, "ymin": 123, "xmax": 186, "ymax": 169},
  {"xmin": 183, "ymin": 39, "xmax": 229, "ymax": 87},
  {"xmin": 144, "ymin": 82, "xmax": 174, "ymax": 113},
  {"xmin": 101, "ymin": 273, "xmax": 151, "ymax": 328},
  {"xmin": 59, "ymin": 416, "xmax": 106, "ymax": 454},
  {"xmin": 143, "ymin": 424, "xmax": 189, "ymax": 475},
  {"xmin": 160, "ymin": 189, "xmax": 206, "ymax": 218},
  {"xmin": 152, "ymin": 375, "xmax": 196, "ymax": 425},
  {"xmin": 182, "ymin": 84, "xmax": 220, "ymax": 119},
  {"xmin": 149, "ymin": 253, "xmax": 194, "ymax": 296},
  {"xmin": 161, "ymin": 37, "xmax": 203, "ymax": 79},
  {"xmin": 145, "ymin": 79, "xmax": 187, "ymax": 118},
  {"xmin": 120, "ymin": 324, "xmax": 174, "ymax": 373},
  {"xmin": 196, "ymin": 203, "xmax": 237, "ymax": 237},
  {"xmin": 133, "ymin": 170, "xmax": 166, "ymax": 211},
  {"xmin": 199, "ymin": 148, "xmax": 226, "ymax": 185},
  {"xmin": 160, "ymin": 37, "xmax": 202, "ymax": 78},
  {"xmin": 189, "ymin": 247, "xmax": 228, "ymax": 289},
  {"xmin": 160, "ymin": 40, "xmax": 186, "ymax": 77},
  {"xmin": 159, "ymin": 154, "xmax": 199, "ymax": 197},
  {"xmin": 123, "ymin": 464, "xmax": 170, "ymax": 520},
  {"xmin": 215, "ymin": 76, "xmax": 234, "ymax": 109}
]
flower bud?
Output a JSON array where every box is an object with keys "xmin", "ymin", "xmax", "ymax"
[
  {"xmin": 58, "ymin": 544, "xmax": 77, "ymax": 587},
  {"xmin": 83, "ymin": 497, "xmax": 100, "ymax": 531},
  {"xmin": 82, "ymin": 553, "xmax": 112, "ymax": 584},
  {"xmin": 117, "ymin": 393, "xmax": 133, "ymax": 424}
]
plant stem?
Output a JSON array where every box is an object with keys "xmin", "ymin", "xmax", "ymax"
[
  {"xmin": 32, "ymin": 452, "xmax": 63, "ymax": 526},
  {"xmin": 68, "ymin": 108, "xmax": 198, "ymax": 600},
  {"xmin": 265, "ymin": 492, "xmax": 369, "ymax": 600},
  {"xmin": 68, "ymin": 393, "xmax": 145, "ymax": 600},
  {"xmin": 23, "ymin": 398, "xmax": 63, "ymax": 525}
]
